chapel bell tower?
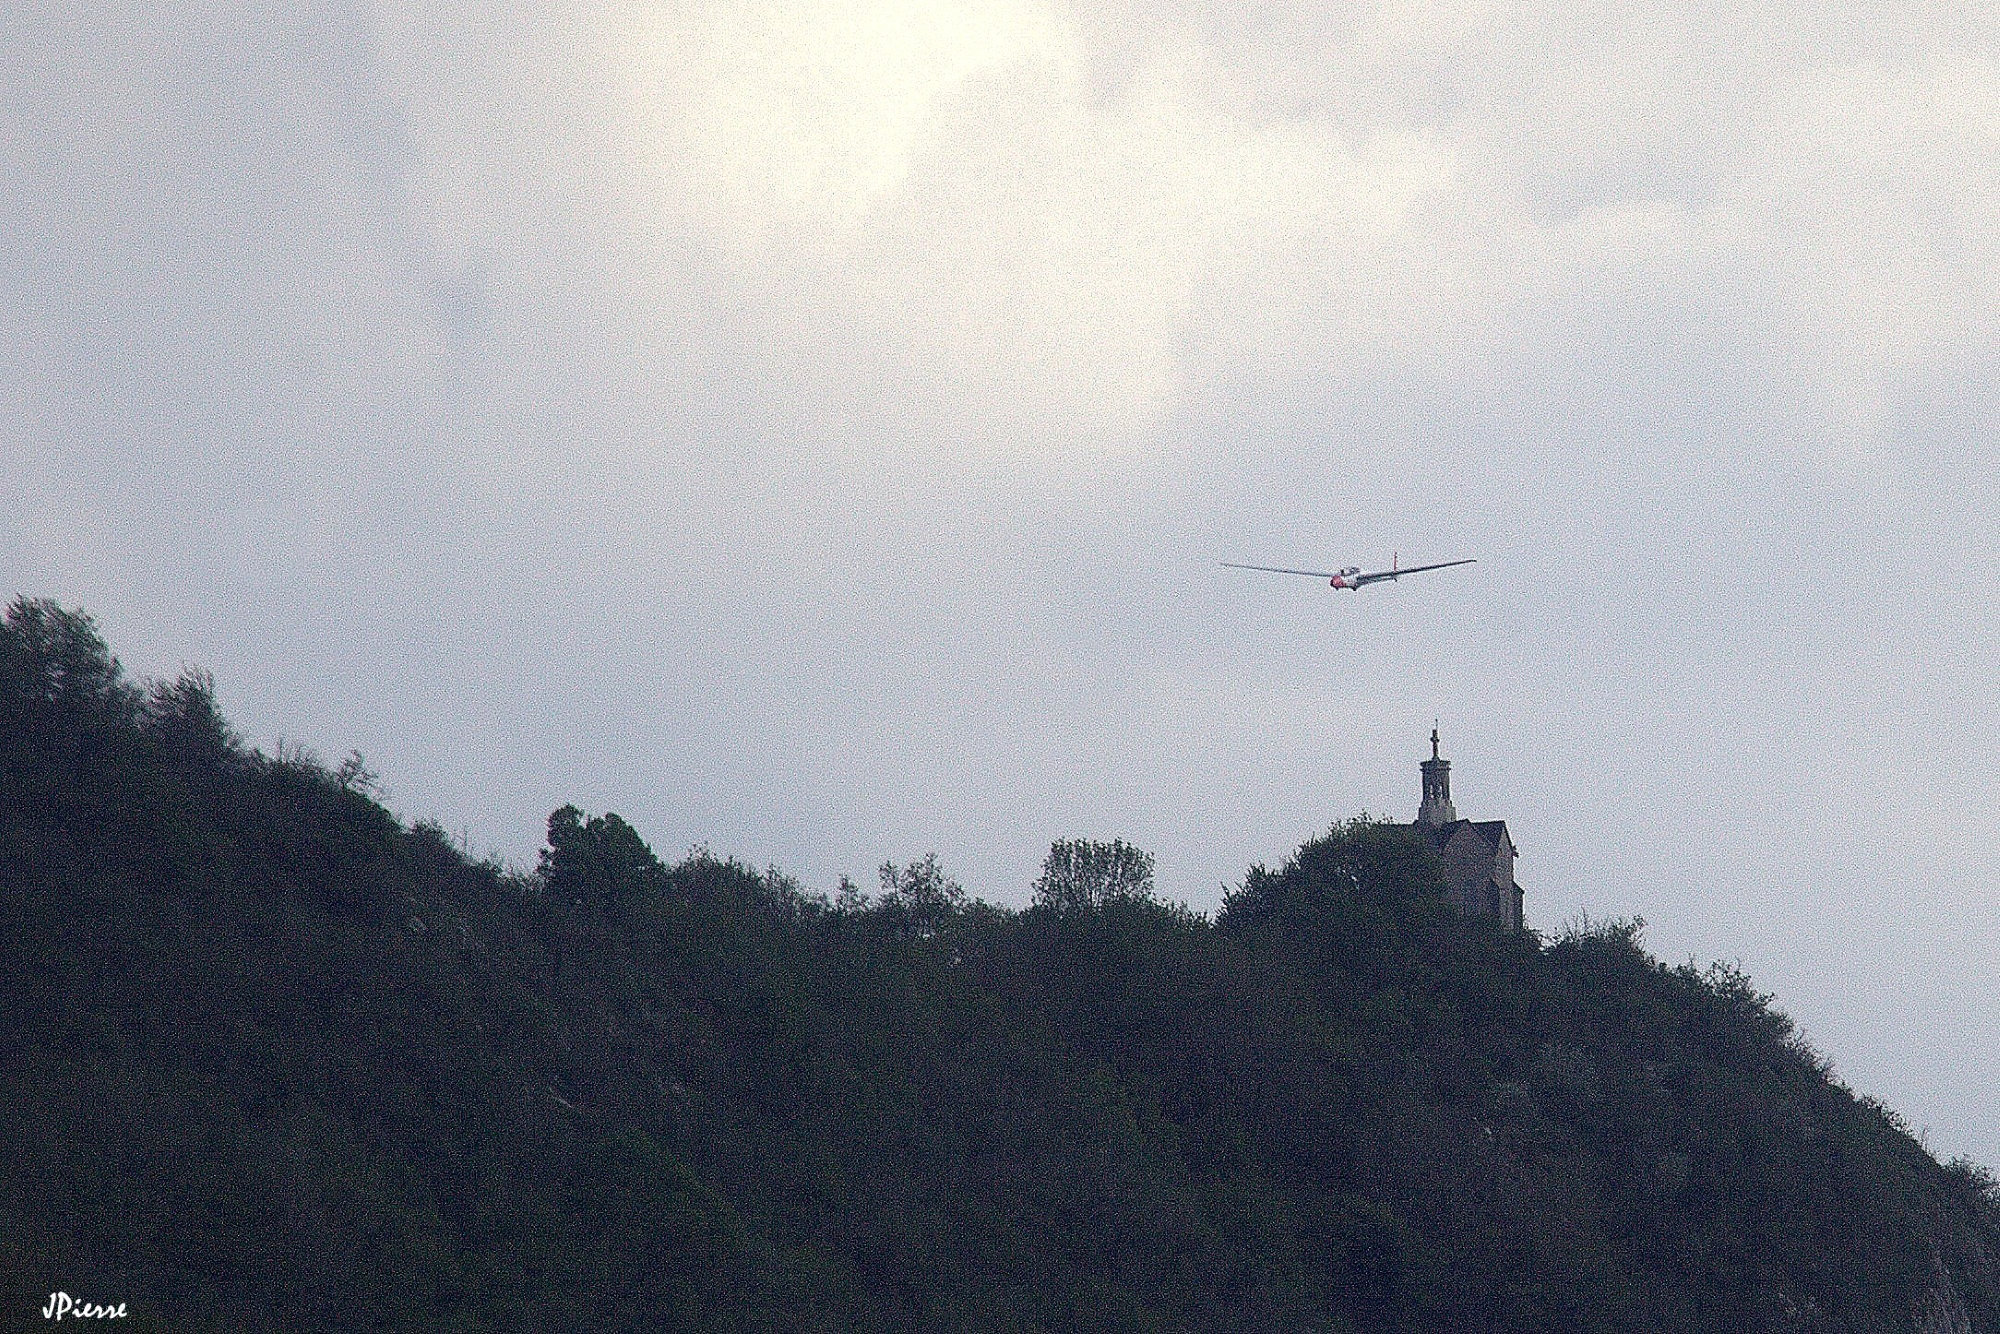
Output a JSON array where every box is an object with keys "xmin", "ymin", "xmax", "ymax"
[{"xmin": 1417, "ymin": 726, "xmax": 1457, "ymax": 828}]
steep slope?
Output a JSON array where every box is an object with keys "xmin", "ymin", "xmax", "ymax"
[{"xmin": 1, "ymin": 598, "xmax": 1995, "ymax": 1332}]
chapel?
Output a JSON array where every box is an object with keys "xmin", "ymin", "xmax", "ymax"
[{"xmin": 1410, "ymin": 729, "xmax": 1523, "ymax": 931}]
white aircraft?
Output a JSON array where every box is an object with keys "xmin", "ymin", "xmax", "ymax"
[{"xmin": 1222, "ymin": 553, "xmax": 1476, "ymax": 591}]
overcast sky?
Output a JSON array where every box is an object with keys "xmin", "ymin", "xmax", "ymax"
[{"xmin": 6, "ymin": 0, "xmax": 1998, "ymax": 1165}]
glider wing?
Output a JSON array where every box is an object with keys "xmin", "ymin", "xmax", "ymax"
[
  {"xmin": 1351, "ymin": 558, "xmax": 1477, "ymax": 586},
  {"xmin": 1221, "ymin": 561, "xmax": 1341, "ymax": 580}
]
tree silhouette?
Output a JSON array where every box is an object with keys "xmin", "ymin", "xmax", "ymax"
[
  {"xmin": 1031, "ymin": 838, "xmax": 1156, "ymax": 912},
  {"xmin": 538, "ymin": 804, "xmax": 667, "ymax": 906},
  {"xmin": 878, "ymin": 852, "xmax": 964, "ymax": 938}
]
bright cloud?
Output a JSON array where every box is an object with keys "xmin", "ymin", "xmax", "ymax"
[{"xmin": 370, "ymin": 1, "xmax": 1999, "ymax": 457}]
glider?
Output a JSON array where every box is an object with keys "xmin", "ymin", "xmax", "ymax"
[{"xmin": 1222, "ymin": 553, "xmax": 1476, "ymax": 591}]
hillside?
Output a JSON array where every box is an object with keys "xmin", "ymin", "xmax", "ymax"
[{"xmin": 2, "ymin": 597, "xmax": 1995, "ymax": 1332}]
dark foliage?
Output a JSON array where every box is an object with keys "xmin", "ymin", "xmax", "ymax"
[
  {"xmin": 1032, "ymin": 838, "xmax": 1157, "ymax": 912},
  {"xmin": 2, "ymin": 597, "xmax": 1996, "ymax": 1331},
  {"xmin": 540, "ymin": 805, "xmax": 668, "ymax": 908}
]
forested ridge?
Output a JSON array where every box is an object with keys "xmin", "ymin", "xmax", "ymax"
[{"xmin": 2, "ymin": 597, "xmax": 1995, "ymax": 1333}]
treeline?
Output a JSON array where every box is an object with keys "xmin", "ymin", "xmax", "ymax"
[{"xmin": 1, "ymin": 597, "xmax": 1996, "ymax": 1332}]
